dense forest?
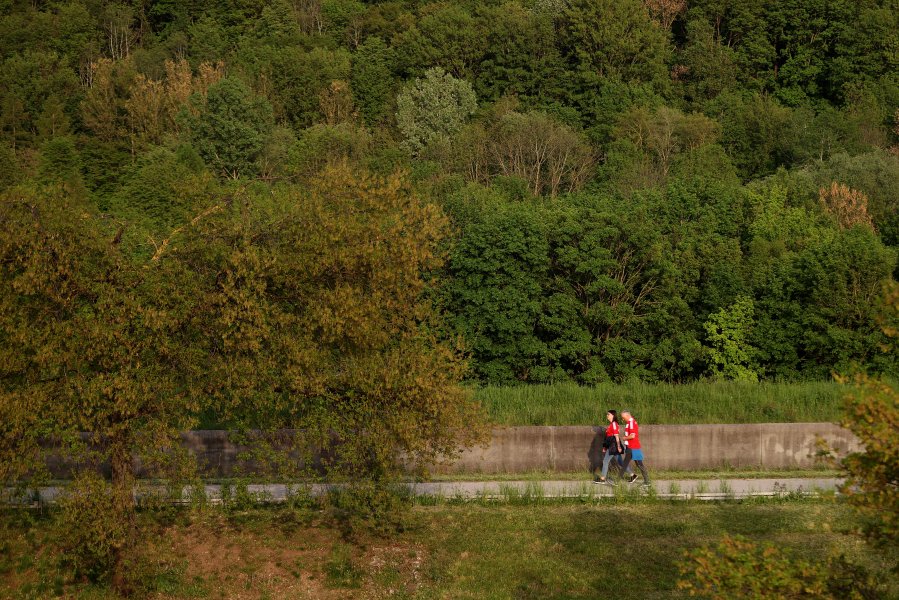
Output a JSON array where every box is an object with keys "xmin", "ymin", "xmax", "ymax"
[{"xmin": 2, "ymin": 0, "xmax": 898, "ymax": 385}]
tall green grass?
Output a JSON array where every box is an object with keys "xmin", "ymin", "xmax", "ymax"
[{"xmin": 474, "ymin": 380, "xmax": 847, "ymax": 425}]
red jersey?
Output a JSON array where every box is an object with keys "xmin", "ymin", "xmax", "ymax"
[
  {"xmin": 624, "ymin": 418, "xmax": 640, "ymax": 449},
  {"xmin": 605, "ymin": 421, "xmax": 620, "ymax": 438}
]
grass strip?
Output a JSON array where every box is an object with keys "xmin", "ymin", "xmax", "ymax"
[{"xmin": 474, "ymin": 380, "xmax": 846, "ymax": 425}]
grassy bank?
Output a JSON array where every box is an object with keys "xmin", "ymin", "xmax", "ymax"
[
  {"xmin": 475, "ymin": 380, "xmax": 846, "ymax": 425},
  {"xmin": 3, "ymin": 499, "xmax": 895, "ymax": 599}
]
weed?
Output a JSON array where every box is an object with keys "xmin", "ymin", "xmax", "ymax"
[
  {"xmin": 718, "ymin": 479, "xmax": 734, "ymax": 496},
  {"xmin": 325, "ymin": 543, "xmax": 361, "ymax": 589}
]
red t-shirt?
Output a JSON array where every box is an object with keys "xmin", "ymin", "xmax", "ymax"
[
  {"xmin": 624, "ymin": 418, "xmax": 640, "ymax": 449},
  {"xmin": 606, "ymin": 421, "xmax": 620, "ymax": 439}
]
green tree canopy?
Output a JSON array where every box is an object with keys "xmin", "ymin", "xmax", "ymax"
[
  {"xmin": 180, "ymin": 76, "xmax": 274, "ymax": 179},
  {"xmin": 396, "ymin": 67, "xmax": 477, "ymax": 155}
]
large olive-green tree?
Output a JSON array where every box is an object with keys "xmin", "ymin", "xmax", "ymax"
[
  {"xmin": 175, "ymin": 163, "xmax": 487, "ymax": 479},
  {"xmin": 0, "ymin": 164, "xmax": 487, "ymax": 589},
  {"xmin": 0, "ymin": 183, "xmax": 202, "ymax": 589}
]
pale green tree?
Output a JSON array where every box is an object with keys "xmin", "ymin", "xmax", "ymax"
[
  {"xmin": 704, "ymin": 296, "xmax": 759, "ymax": 381},
  {"xmin": 396, "ymin": 67, "xmax": 477, "ymax": 155}
]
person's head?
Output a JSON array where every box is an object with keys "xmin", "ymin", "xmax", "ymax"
[
  {"xmin": 606, "ymin": 409, "xmax": 618, "ymax": 424},
  {"xmin": 622, "ymin": 409, "xmax": 633, "ymax": 421}
]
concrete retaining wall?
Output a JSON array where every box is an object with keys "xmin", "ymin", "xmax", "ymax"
[
  {"xmin": 429, "ymin": 423, "xmax": 860, "ymax": 474},
  {"xmin": 43, "ymin": 424, "xmax": 860, "ymax": 477}
]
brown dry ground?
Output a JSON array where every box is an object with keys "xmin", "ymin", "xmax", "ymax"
[{"xmin": 156, "ymin": 513, "xmax": 426, "ymax": 599}]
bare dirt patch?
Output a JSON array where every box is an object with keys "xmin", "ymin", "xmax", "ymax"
[{"xmin": 150, "ymin": 512, "xmax": 428, "ymax": 599}]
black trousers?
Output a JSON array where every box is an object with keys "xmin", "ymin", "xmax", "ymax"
[{"xmin": 620, "ymin": 448, "xmax": 650, "ymax": 483}]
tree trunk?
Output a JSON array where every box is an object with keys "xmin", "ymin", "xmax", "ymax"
[{"xmin": 109, "ymin": 435, "xmax": 136, "ymax": 595}]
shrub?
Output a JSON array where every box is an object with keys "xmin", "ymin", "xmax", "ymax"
[
  {"xmin": 54, "ymin": 472, "xmax": 132, "ymax": 585},
  {"xmin": 325, "ymin": 481, "xmax": 413, "ymax": 540},
  {"xmin": 676, "ymin": 535, "xmax": 881, "ymax": 599}
]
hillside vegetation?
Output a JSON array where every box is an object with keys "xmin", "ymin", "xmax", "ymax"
[{"xmin": 3, "ymin": 0, "xmax": 898, "ymax": 387}]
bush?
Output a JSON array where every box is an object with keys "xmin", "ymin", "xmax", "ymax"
[
  {"xmin": 54, "ymin": 472, "xmax": 132, "ymax": 584},
  {"xmin": 677, "ymin": 535, "xmax": 882, "ymax": 599},
  {"xmin": 325, "ymin": 481, "xmax": 413, "ymax": 540}
]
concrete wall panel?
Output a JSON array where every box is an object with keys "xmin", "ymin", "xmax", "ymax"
[{"xmin": 430, "ymin": 423, "xmax": 860, "ymax": 474}]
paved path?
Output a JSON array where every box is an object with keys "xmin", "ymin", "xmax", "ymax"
[{"xmin": 8, "ymin": 478, "xmax": 841, "ymax": 505}]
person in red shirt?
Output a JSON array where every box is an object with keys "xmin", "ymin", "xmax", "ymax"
[
  {"xmin": 620, "ymin": 409, "xmax": 650, "ymax": 485},
  {"xmin": 594, "ymin": 409, "xmax": 624, "ymax": 485}
]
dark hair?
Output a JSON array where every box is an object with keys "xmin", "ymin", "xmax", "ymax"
[{"xmin": 606, "ymin": 409, "xmax": 618, "ymax": 424}]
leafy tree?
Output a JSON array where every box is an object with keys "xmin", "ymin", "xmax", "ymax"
[
  {"xmin": 836, "ymin": 283, "xmax": 899, "ymax": 551},
  {"xmin": 709, "ymin": 92, "xmax": 799, "ymax": 179},
  {"xmin": 180, "ymin": 76, "xmax": 274, "ymax": 179},
  {"xmin": 0, "ymin": 162, "xmax": 489, "ymax": 585},
  {"xmin": 101, "ymin": 3, "xmax": 136, "ymax": 61},
  {"xmin": 827, "ymin": 1, "xmax": 899, "ymax": 102},
  {"xmin": 603, "ymin": 106, "xmax": 721, "ymax": 190},
  {"xmin": 351, "ymin": 36, "xmax": 394, "ymax": 125},
  {"xmin": 485, "ymin": 111, "xmax": 594, "ymax": 197},
  {"xmin": 794, "ymin": 227, "xmax": 897, "ymax": 377},
  {"xmin": 392, "ymin": 4, "xmax": 485, "ymax": 80},
  {"xmin": 818, "ymin": 182, "xmax": 876, "ymax": 231},
  {"xmin": 745, "ymin": 185, "xmax": 897, "ymax": 379},
  {"xmin": 559, "ymin": 0, "xmax": 671, "ymax": 89},
  {"xmin": 174, "ymin": 163, "xmax": 488, "ymax": 478},
  {"xmin": 841, "ymin": 372, "xmax": 899, "ymax": 551},
  {"xmin": 2, "ymin": 50, "xmax": 81, "ymax": 143},
  {"xmin": 187, "ymin": 16, "xmax": 230, "ymax": 65},
  {"xmin": 678, "ymin": 13, "xmax": 739, "ymax": 105},
  {"xmin": 285, "ymin": 122, "xmax": 371, "ymax": 180},
  {"xmin": 703, "ymin": 296, "xmax": 758, "ymax": 381},
  {"xmin": 124, "ymin": 59, "xmax": 225, "ymax": 148},
  {"xmin": 0, "ymin": 93, "xmax": 29, "ymax": 152},
  {"xmin": 257, "ymin": 125, "xmax": 297, "ymax": 182},
  {"xmin": 541, "ymin": 194, "xmax": 682, "ymax": 383},
  {"xmin": 80, "ymin": 57, "xmax": 134, "ymax": 143},
  {"xmin": 396, "ymin": 67, "xmax": 477, "ymax": 155},
  {"xmin": 37, "ymin": 136, "xmax": 82, "ymax": 187},
  {"xmin": 260, "ymin": 46, "xmax": 352, "ymax": 126},
  {"xmin": 255, "ymin": 0, "xmax": 301, "ymax": 45},
  {"xmin": 107, "ymin": 145, "xmax": 214, "ymax": 257},
  {"xmin": 436, "ymin": 111, "xmax": 594, "ymax": 197},
  {"xmin": 0, "ymin": 185, "xmax": 202, "ymax": 590},
  {"xmin": 441, "ymin": 190, "xmax": 692, "ymax": 383},
  {"xmin": 642, "ymin": 0, "xmax": 687, "ymax": 31},
  {"xmin": 806, "ymin": 151, "xmax": 899, "ymax": 247},
  {"xmin": 35, "ymin": 94, "xmax": 71, "ymax": 140},
  {"xmin": 473, "ymin": 3, "xmax": 566, "ymax": 105},
  {"xmin": 441, "ymin": 198, "xmax": 550, "ymax": 382},
  {"xmin": 0, "ymin": 143, "xmax": 19, "ymax": 191},
  {"xmin": 321, "ymin": 0, "xmax": 366, "ymax": 44}
]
